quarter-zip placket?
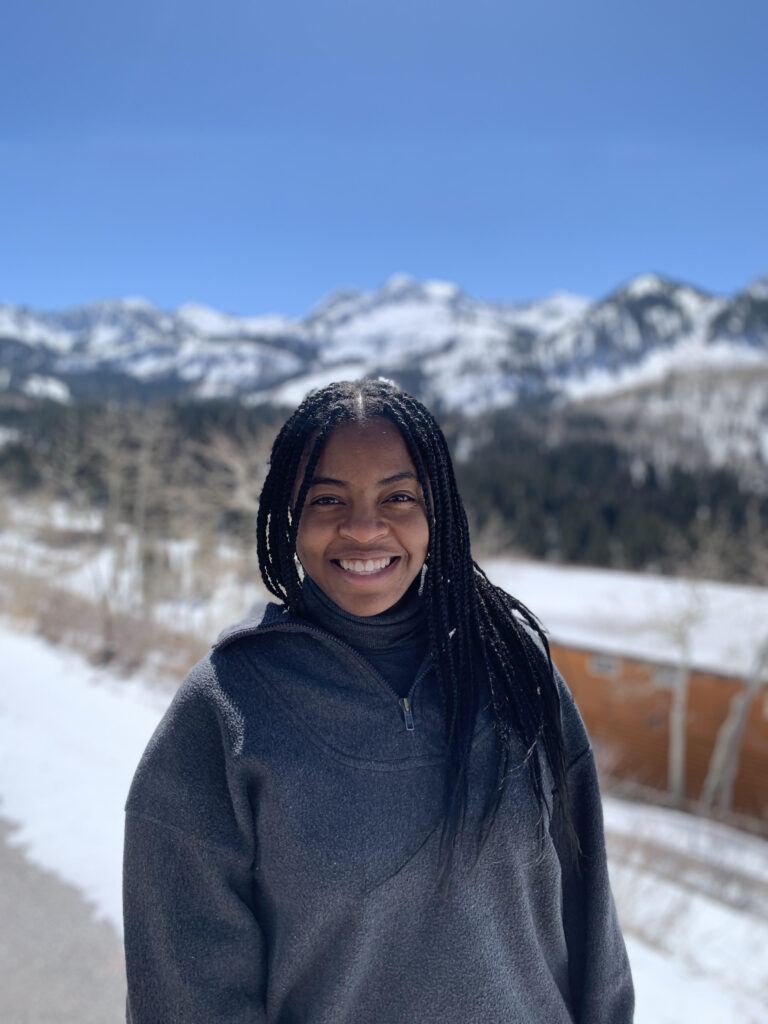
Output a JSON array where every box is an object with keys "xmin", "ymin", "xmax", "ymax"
[{"xmin": 219, "ymin": 618, "xmax": 431, "ymax": 733}]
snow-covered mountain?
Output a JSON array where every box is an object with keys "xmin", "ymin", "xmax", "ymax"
[
  {"xmin": 0, "ymin": 296, "xmax": 312, "ymax": 402},
  {"xmin": 1, "ymin": 271, "xmax": 767, "ymax": 475},
  {"xmin": 0, "ymin": 274, "xmax": 593, "ymax": 408}
]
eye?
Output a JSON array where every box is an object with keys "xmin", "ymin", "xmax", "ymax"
[
  {"xmin": 309, "ymin": 495, "xmax": 342, "ymax": 506},
  {"xmin": 385, "ymin": 492, "xmax": 417, "ymax": 504}
]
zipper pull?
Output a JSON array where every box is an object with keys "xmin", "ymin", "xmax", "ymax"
[{"xmin": 399, "ymin": 697, "xmax": 415, "ymax": 732}]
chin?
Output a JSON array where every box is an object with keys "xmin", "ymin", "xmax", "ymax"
[{"xmin": 335, "ymin": 586, "xmax": 411, "ymax": 617}]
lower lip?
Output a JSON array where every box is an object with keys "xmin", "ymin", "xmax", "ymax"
[{"xmin": 331, "ymin": 557, "xmax": 401, "ymax": 586}]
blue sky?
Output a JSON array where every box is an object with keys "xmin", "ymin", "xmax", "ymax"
[{"xmin": 1, "ymin": 0, "xmax": 766, "ymax": 316}]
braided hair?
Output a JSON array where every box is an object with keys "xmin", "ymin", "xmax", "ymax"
[{"xmin": 256, "ymin": 379, "xmax": 577, "ymax": 869}]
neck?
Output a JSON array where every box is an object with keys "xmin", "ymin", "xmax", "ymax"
[{"xmin": 301, "ymin": 575, "xmax": 427, "ymax": 652}]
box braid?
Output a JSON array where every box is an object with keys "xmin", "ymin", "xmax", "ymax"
[{"xmin": 256, "ymin": 379, "xmax": 578, "ymax": 867}]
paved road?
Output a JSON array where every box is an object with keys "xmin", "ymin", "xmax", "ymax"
[{"xmin": 0, "ymin": 818, "xmax": 125, "ymax": 1024}]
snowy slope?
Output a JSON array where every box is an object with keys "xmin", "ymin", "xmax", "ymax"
[
  {"xmin": 542, "ymin": 275, "xmax": 723, "ymax": 377},
  {"xmin": 0, "ymin": 297, "xmax": 308, "ymax": 399},
  {"xmin": 567, "ymin": 361, "xmax": 768, "ymax": 490},
  {"xmin": 1, "ymin": 273, "xmax": 765, "ymax": 409}
]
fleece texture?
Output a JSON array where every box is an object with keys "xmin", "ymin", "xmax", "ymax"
[{"xmin": 123, "ymin": 600, "xmax": 634, "ymax": 1024}]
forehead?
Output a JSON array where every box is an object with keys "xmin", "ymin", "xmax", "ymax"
[{"xmin": 314, "ymin": 418, "xmax": 416, "ymax": 475}]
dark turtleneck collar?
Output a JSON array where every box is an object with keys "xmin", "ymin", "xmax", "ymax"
[{"xmin": 300, "ymin": 574, "xmax": 428, "ymax": 654}]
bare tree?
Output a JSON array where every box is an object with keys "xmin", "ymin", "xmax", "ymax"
[
  {"xmin": 699, "ymin": 637, "xmax": 768, "ymax": 816},
  {"xmin": 661, "ymin": 510, "xmax": 756, "ymax": 807},
  {"xmin": 664, "ymin": 588, "xmax": 702, "ymax": 806},
  {"xmin": 130, "ymin": 405, "xmax": 167, "ymax": 617},
  {"xmin": 743, "ymin": 500, "xmax": 768, "ymax": 587},
  {"xmin": 194, "ymin": 414, "xmax": 271, "ymax": 523}
]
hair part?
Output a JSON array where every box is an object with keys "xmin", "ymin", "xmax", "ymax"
[{"xmin": 256, "ymin": 379, "xmax": 578, "ymax": 875}]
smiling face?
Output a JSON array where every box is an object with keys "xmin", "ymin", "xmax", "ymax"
[{"xmin": 295, "ymin": 418, "xmax": 430, "ymax": 616}]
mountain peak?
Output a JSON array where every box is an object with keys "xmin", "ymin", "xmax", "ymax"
[
  {"xmin": 743, "ymin": 274, "xmax": 768, "ymax": 301},
  {"xmin": 422, "ymin": 278, "xmax": 461, "ymax": 302},
  {"xmin": 618, "ymin": 273, "xmax": 677, "ymax": 300},
  {"xmin": 119, "ymin": 296, "xmax": 157, "ymax": 312},
  {"xmin": 382, "ymin": 272, "xmax": 419, "ymax": 293},
  {"xmin": 378, "ymin": 274, "xmax": 463, "ymax": 305},
  {"xmin": 176, "ymin": 302, "xmax": 242, "ymax": 336}
]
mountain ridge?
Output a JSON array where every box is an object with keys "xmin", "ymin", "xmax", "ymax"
[{"xmin": 1, "ymin": 273, "xmax": 767, "ymax": 482}]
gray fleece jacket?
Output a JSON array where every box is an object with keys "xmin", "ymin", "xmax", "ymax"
[{"xmin": 123, "ymin": 601, "xmax": 634, "ymax": 1024}]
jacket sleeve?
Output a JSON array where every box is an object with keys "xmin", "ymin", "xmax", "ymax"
[
  {"xmin": 123, "ymin": 660, "xmax": 267, "ymax": 1024},
  {"xmin": 550, "ymin": 677, "xmax": 635, "ymax": 1024}
]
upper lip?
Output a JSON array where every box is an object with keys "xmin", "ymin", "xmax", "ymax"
[{"xmin": 331, "ymin": 553, "xmax": 400, "ymax": 561}]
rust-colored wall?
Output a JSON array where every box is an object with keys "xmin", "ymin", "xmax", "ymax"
[{"xmin": 551, "ymin": 642, "xmax": 768, "ymax": 824}]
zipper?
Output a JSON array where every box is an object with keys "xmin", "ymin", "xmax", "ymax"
[
  {"xmin": 221, "ymin": 617, "xmax": 429, "ymax": 733},
  {"xmin": 399, "ymin": 697, "xmax": 415, "ymax": 732}
]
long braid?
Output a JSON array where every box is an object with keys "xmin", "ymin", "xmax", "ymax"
[{"xmin": 256, "ymin": 379, "xmax": 579, "ymax": 867}]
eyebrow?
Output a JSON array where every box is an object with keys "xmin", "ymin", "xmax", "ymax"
[{"xmin": 308, "ymin": 471, "xmax": 418, "ymax": 488}]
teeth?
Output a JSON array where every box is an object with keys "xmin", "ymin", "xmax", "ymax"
[{"xmin": 338, "ymin": 557, "xmax": 394, "ymax": 574}]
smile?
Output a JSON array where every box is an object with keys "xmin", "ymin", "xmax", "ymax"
[{"xmin": 335, "ymin": 556, "xmax": 397, "ymax": 575}]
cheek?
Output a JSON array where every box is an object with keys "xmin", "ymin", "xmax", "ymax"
[
  {"xmin": 295, "ymin": 515, "xmax": 327, "ymax": 564},
  {"xmin": 409, "ymin": 516, "xmax": 430, "ymax": 562},
  {"xmin": 294, "ymin": 521, "xmax": 312, "ymax": 566}
]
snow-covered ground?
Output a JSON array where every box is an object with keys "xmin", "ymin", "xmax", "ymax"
[
  {"xmin": 2, "ymin": 619, "xmax": 767, "ymax": 1022},
  {"xmin": 0, "ymin": 499, "xmax": 268, "ymax": 639},
  {"xmin": 5, "ymin": 499, "xmax": 768, "ymax": 679},
  {"xmin": 2, "ymin": 498, "xmax": 767, "ymax": 1019},
  {"xmin": 484, "ymin": 558, "xmax": 768, "ymax": 678}
]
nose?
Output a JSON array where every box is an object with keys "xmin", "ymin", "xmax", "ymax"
[{"xmin": 338, "ymin": 504, "xmax": 388, "ymax": 544}]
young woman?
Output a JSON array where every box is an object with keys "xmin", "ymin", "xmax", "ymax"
[{"xmin": 123, "ymin": 379, "xmax": 634, "ymax": 1023}]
